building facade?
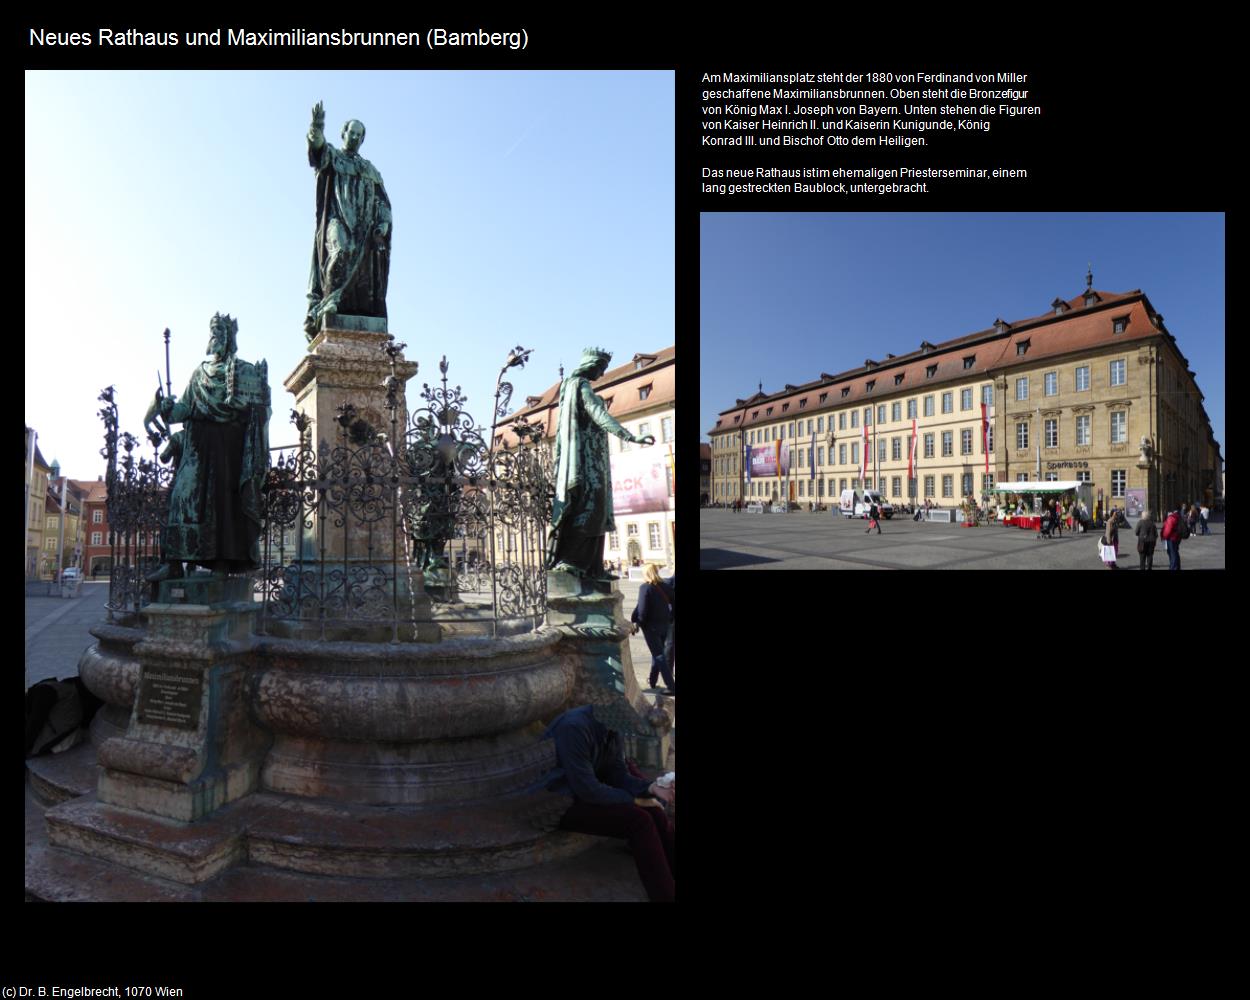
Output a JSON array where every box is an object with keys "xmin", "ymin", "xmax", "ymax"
[
  {"xmin": 699, "ymin": 443, "xmax": 711, "ymax": 505},
  {"xmin": 708, "ymin": 279, "xmax": 1222, "ymax": 519},
  {"xmin": 75, "ymin": 478, "xmax": 111, "ymax": 577},
  {"xmin": 25, "ymin": 429, "xmax": 51, "ymax": 578},
  {"xmin": 497, "ymin": 346, "xmax": 676, "ymax": 569}
]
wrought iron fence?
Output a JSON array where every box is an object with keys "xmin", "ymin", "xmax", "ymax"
[
  {"xmin": 98, "ymin": 386, "xmax": 172, "ymax": 621},
  {"xmin": 98, "ymin": 343, "xmax": 552, "ymax": 638},
  {"xmin": 256, "ymin": 343, "xmax": 553, "ymax": 640}
]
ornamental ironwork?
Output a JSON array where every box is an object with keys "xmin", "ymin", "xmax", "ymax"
[
  {"xmin": 256, "ymin": 342, "xmax": 552, "ymax": 640},
  {"xmin": 98, "ymin": 386, "xmax": 173, "ymax": 620}
]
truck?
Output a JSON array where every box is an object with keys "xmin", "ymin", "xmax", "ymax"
[{"xmin": 839, "ymin": 489, "xmax": 894, "ymax": 519}]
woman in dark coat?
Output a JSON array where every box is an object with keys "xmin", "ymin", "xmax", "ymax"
[
  {"xmin": 631, "ymin": 563, "xmax": 674, "ymax": 693},
  {"xmin": 1135, "ymin": 510, "xmax": 1158, "ymax": 571}
]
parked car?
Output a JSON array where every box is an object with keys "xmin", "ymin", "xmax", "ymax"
[{"xmin": 60, "ymin": 568, "xmax": 80, "ymax": 582}]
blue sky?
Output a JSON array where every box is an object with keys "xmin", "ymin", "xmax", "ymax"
[
  {"xmin": 25, "ymin": 70, "xmax": 673, "ymax": 478},
  {"xmin": 701, "ymin": 213, "xmax": 1225, "ymax": 457}
]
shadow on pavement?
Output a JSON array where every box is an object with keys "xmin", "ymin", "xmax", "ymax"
[{"xmin": 699, "ymin": 549, "xmax": 778, "ymax": 569}]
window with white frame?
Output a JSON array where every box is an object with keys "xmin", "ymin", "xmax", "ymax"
[
  {"xmin": 1111, "ymin": 410, "xmax": 1127, "ymax": 444},
  {"xmin": 1016, "ymin": 377, "xmax": 1029, "ymax": 400},
  {"xmin": 608, "ymin": 532, "xmax": 619, "ymax": 549},
  {"xmin": 1045, "ymin": 419, "xmax": 1058, "ymax": 448},
  {"xmin": 1045, "ymin": 472, "xmax": 1058, "ymax": 482},
  {"xmin": 907, "ymin": 398, "xmax": 917, "ymax": 419},
  {"xmin": 892, "ymin": 402, "xmax": 901, "ymax": 422},
  {"xmin": 879, "ymin": 440, "xmax": 886, "ymax": 463},
  {"xmin": 851, "ymin": 411, "xmax": 858, "ymax": 428},
  {"xmin": 892, "ymin": 476, "xmax": 901, "ymax": 497},
  {"xmin": 1045, "ymin": 372, "xmax": 1057, "ymax": 396},
  {"xmin": 924, "ymin": 475, "xmax": 935, "ymax": 498},
  {"xmin": 818, "ymin": 447, "xmax": 825, "ymax": 466},
  {"xmin": 961, "ymin": 388, "xmax": 973, "ymax": 410},
  {"xmin": 839, "ymin": 444, "xmax": 846, "ymax": 465},
  {"xmin": 91, "ymin": 531, "xmax": 102, "ymax": 546},
  {"xmin": 1076, "ymin": 414, "xmax": 1090, "ymax": 446},
  {"xmin": 1017, "ymin": 422, "xmax": 1029, "ymax": 449},
  {"xmin": 982, "ymin": 384, "xmax": 993, "ymax": 406},
  {"xmin": 924, "ymin": 396, "xmax": 934, "ymax": 417},
  {"xmin": 1111, "ymin": 470, "xmax": 1126, "ymax": 497},
  {"xmin": 851, "ymin": 443, "xmax": 859, "ymax": 465},
  {"xmin": 1077, "ymin": 471, "xmax": 1091, "ymax": 484},
  {"xmin": 1017, "ymin": 473, "xmax": 1028, "ymax": 482},
  {"xmin": 924, "ymin": 433, "xmax": 934, "ymax": 459},
  {"xmin": 662, "ymin": 417, "xmax": 673, "ymax": 443},
  {"xmin": 892, "ymin": 438, "xmax": 901, "ymax": 461},
  {"xmin": 93, "ymin": 510, "xmax": 103, "ymax": 523},
  {"xmin": 942, "ymin": 392, "xmax": 953, "ymax": 414},
  {"xmin": 627, "ymin": 523, "xmax": 639, "ymax": 536},
  {"xmin": 982, "ymin": 473, "xmax": 994, "ymax": 493},
  {"xmin": 1076, "ymin": 366, "xmax": 1090, "ymax": 391},
  {"xmin": 648, "ymin": 523, "xmax": 661, "ymax": 548},
  {"xmin": 47, "ymin": 517, "xmax": 57, "ymax": 532},
  {"xmin": 941, "ymin": 431, "xmax": 953, "ymax": 457},
  {"xmin": 1110, "ymin": 359, "xmax": 1126, "ymax": 387},
  {"xmin": 942, "ymin": 475, "xmax": 953, "ymax": 498},
  {"xmin": 877, "ymin": 405, "xmax": 886, "ymax": 424},
  {"xmin": 839, "ymin": 413, "xmax": 846, "ymax": 430},
  {"xmin": 960, "ymin": 428, "xmax": 973, "ymax": 455},
  {"xmin": 961, "ymin": 473, "xmax": 973, "ymax": 496}
]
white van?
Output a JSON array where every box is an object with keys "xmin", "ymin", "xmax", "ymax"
[{"xmin": 839, "ymin": 489, "xmax": 893, "ymax": 519}]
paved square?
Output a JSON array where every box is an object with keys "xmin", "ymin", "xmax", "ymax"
[{"xmin": 700, "ymin": 509, "xmax": 1226, "ymax": 570}]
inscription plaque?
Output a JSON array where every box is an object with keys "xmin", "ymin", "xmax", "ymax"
[{"xmin": 137, "ymin": 667, "xmax": 203, "ymax": 730}]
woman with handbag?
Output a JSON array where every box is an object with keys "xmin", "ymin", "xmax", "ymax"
[
  {"xmin": 631, "ymin": 563, "xmax": 675, "ymax": 694},
  {"xmin": 1100, "ymin": 509, "xmax": 1121, "ymax": 569}
]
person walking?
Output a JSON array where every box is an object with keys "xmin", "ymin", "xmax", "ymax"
[
  {"xmin": 1200, "ymin": 503, "xmax": 1211, "ymax": 535},
  {"xmin": 630, "ymin": 563, "xmax": 675, "ymax": 694},
  {"xmin": 1134, "ymin": 509, "xmax": 1158, "ymax": 571},
  {"xmin": 1100, "ymin": 508, "xmax": 1121, "ymax": 569},
  {"xmin": 1052, "ymin": 499, "xmax": 1063, "ymax": 537},
  {"xmin": 866, "ymin": 500, "xmax": 882, "ymax": 534},
  {"xmin": 1161, "ymin": 504, "xmax": 1188, "ymax": 571},
  {"xmin": 1186, "ymin": 504, "xmax": 1200, "ymax": 538}
]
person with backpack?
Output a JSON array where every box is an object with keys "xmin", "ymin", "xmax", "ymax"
[{"xmin": 1161, "ymin": 503, "xmax": 1189, "ymax": 571}]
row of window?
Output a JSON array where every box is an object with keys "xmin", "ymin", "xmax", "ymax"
[
  {"xmin": 1016, "ymin": 360, "xmax": 1124, "ymax": 400},
  {"xmin": 714, "ymin": 358, "xmax": 1137, "ymax": 449},
  {"xmin": 619, "ymin": 416, "xmax": 674, "ymax": 452},
  {"xmin": 607, "ymin": 522, "xmax": 665, "ymax": 551},
  {"xmin": 1015, "ymin": 413, "xmax": 1127, "ymax": 448},
  {"xmin": 722, "ymin": 467, "xmax": 1131, "ymax": 499}
]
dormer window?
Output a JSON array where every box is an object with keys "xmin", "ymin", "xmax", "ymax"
[
  {"xmin": 639, "ymin": 385, "xmax": 652, "ymax": 401},
  {"xmin": 841, "ymin": 387, "xmax": 850, "ymax": 398},
  {"xmin": 1112, "ymin": 315, "xmax": 1129, "ymax": 334},
  {"xmin": 766, "ymin": 406, "xmax": 773, "ymax": 416},
  {"xmin": 894, "ymin": 373, "xmax": 905, "ymax": 385},
  {"xmin": 1016, "ymin": 339, "xmax": 1031, "ymax": 357},
  {"xmin": 866, "ymin": 380, "xmax": 875, "ymax": 392},
  {"xmin": 994, "ymin": 318, "xmax": 1011, "ymax": 335},
  {"xmin": 752, "ymin": 411, "xmax": 759, "ymax": 419},
  {"xmin": 926, "ymin": 364, "xmax": 937, "ymax": 378},
  {"xmin": 733, "ymin": 415, "xmax": 740, "ymax": 423},
  {"xmin": 963, "ymin": 356, "xmax": 976, "ymax": 370},
  {"xmin": 819, "ymin": 393, "xmax": 828, "ymax": 404},
  {"xmin": 1083, "ymin": 290, "xmax": 1101, "ymax": 307},
  {"xmin": 604, "ymin": 397, "xmax": 614, "ymax": 409},
  {"xmin": 799, "ymin": 399, "xmax": 807, "ymax": 408},
  {"xmin": 1052, "ymin": 298, "xmax": 1070, "ymax": 316},
  {"xmin": 781, "ymin": 403, "xmax": 790, "ymax": 412}
]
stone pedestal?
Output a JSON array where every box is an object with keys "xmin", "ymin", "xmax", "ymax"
[
  {"xmin": 282, "ymin": 315, "xmax": 438, "ymax": 638},
  {"xmin": 91, "ymin": 576, "xmax": 270, "ymax": 823},
  {"xmin": 544, "ymin": 572, "xmax": 669, "ymax": 770}
]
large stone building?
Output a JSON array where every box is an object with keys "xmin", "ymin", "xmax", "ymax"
[
  {"xmin": 497, "ymin": 346, "xmax": 675, "ymax": 569},
  {"xmin": 708, "ymin": 276, "xmax": 1223, "ymax": 519},
  {"xmin": 24, "ymin": 428, "xmax": 51, "ymax": 578}
]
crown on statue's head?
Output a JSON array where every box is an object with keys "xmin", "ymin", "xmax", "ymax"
[{"xmin": 579, "ymin": 347, "xmax": 613, "ymax": 367}]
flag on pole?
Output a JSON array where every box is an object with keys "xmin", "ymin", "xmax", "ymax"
[
  {"xmin": 861, "ymin": 419, "xmax": 869, "ymax": 483},
  {"xmin": 982, "ymin": 402, "xmax": 989, "ymax": 474},
  {"xmin": 744, "ymin": 443, "xmax": 751, "ymax": 483},
  {"xmin": 810, "ymin": 431, "xmax": 816, "ymax": 480},
  {"xmin": 909, "ymin": 418, "xmax": 917, "ymax": 479}
]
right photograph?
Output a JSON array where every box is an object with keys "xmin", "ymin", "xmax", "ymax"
[{"xmin": 700, "ymin": 213, "xmax": 1225, "ymax": 570}]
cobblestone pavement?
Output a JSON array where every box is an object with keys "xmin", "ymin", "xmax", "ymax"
[
  {"xmin": 24, "ymin": 581, "xmax": 111, "ymax": 689},
  {"xmin": 700, "ymin": 508, "xmax": 1226, "ymax": 570}
]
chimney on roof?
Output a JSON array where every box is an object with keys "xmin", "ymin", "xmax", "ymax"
[{"xmin": 759, "ymin": 382, "xmax": 763, "ymax": 394}]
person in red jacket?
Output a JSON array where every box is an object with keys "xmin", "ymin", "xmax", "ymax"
[{"xmin": 1161, "ymin": 503, "xmax": 1188, "ymax": 571}]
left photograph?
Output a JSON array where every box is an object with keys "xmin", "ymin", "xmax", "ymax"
[{"xmin": 25, "ymin": 70, "xmax": 677, "ymax": 902}]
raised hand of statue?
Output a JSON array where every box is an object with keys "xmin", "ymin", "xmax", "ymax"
[
  {"xmin": 311, "ymin": 101, "xmax": 325, "ymax": 127},
  {"xmin": 636, "ymin": 435, "xmax": 656, "ymax": 447}
]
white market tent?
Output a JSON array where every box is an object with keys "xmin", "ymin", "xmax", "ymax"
[{"xmin": 990, "ymin": 481, "xmax": 1085, "ymax": 493}]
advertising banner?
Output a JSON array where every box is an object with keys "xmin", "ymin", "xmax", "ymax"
[
  {"xmin": 748, "ymin": 439, "xmax": 790, "ymax": 479},
  {"xmin": 612, "ymin": 449, "xmax": 673, "ymax": 515},
  {"xmin": 1125, "ymin": 488, "xmax": 1146, "ymax": 518}
]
